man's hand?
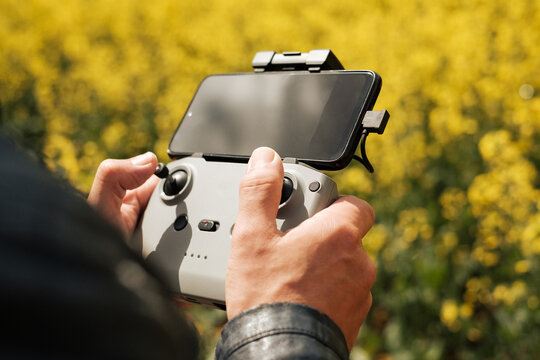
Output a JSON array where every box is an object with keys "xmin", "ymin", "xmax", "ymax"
[
  {"xmin": 88, "ymin": 152, "xmax": 159, "ymax": 238},
  {"xmin": 226, "ymin": 147, "xmax": 376, "ymax": 350}
]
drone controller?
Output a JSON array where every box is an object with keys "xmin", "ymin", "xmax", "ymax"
[
  {"xmin": 132, "ymin": 157, "xmax": 337, "ymax": 308},
  {"xmin": 132, "ymin": 49, "xmax": 389, "ymax": 309}
]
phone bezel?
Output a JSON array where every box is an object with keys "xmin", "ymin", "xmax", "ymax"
[{"xmin": 167, "ymin": 70, "xmax": 382, "ymax": 171}]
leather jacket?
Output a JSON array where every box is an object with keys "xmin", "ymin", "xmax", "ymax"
[{"xmin": 216, "ymin": 303, "xmax": 349, "ymax": 359}]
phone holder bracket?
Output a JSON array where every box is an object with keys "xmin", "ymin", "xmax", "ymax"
[
  {"xmin": 252, "ymin": 49, "xmax": 344, "ymax": 73},
  {"xmin": 354, "ymin": 110, "xmax": 390, "ymax": 173}
]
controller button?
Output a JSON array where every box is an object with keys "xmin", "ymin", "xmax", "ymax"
[
  {"xmin": 154, "ymin": 163, "xmax": 169, "ymax": 179},
  {"xmin": 174, "ymin": 214, "xmax": 188, "ymax": 231},
  {"xmin": 198, "ymin": 219, "xmax": 219, "ymax": 232},
  {"xmin": 281, "ymin": 177, "xmax": 294, "ymax": 204},
  {"xmin": 309, "ymin": 181, "xmax": 321, "ymax": 192},
  {"xmin": 163, "ymin": 170, "xmax": 188, "ymax": 196}
]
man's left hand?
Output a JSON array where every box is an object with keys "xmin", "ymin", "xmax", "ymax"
[{"xmin": 88, "ymin": 152, "xmax": 159, "ymax": 237}]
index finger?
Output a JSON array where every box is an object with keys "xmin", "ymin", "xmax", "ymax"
[{"xmin": 288, "ymin": 195, "xmax": 375, "ymax": 247}]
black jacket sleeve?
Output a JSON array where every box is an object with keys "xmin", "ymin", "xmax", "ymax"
[
  {"xmin": 0, "ymin": 133, "xmax": 199, "ymax": 359},
  {"xmin": 216, "ymin": 303, "xmax": 350, "ymax": 360}
]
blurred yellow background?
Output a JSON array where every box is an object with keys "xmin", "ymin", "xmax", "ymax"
[{"xmin": 1, "ymin": 0, "xmax": 538, "ymax": 359}]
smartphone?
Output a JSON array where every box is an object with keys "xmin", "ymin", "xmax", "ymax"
[{"xmin": 168, "ymin": 70, "xmax": 381, "ymax": 170}]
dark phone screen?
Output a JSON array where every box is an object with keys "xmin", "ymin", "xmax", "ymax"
[{"xmin": 169, "ymin": 71, "xmax": 377, "ymax": 162}]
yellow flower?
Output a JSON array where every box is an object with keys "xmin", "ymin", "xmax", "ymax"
[
  {"xmin": 440, "ymin": 188, "xmax": 468, "ymax": 221},
  {"xmin": 467, "ymin": 328, "xmax": 482, "ymax": 342},
  {"xmin": 441, "ymin": 299, "xmax": 458, "ymax": 327},
  {"xmin": 459, "ymin": 303, "xmax": 474, "ymax": 319},
  {"xmin": 514, "ymin": 260, "xmax": 531, "ymax": 274}
]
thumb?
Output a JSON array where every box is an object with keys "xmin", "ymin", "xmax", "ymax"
[
  {"xmin": 88, "ymin": 152, "xmax": 158, "ymax": 211},
  {"xmin": 234, "ymin": 147, "xmax": 284, "ymax": 239}
]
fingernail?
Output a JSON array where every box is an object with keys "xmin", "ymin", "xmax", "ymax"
[
  {"xmin": 131, "ymin": 152, "xmax": 154, "ymax": 166},
  {"xmin": 248, "ymin": 147, "xmax": 277, "ymax": 171}
]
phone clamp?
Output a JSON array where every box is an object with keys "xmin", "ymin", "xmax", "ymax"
[
  {"xmin": 355, "ymin": 110, "xmax": 390, "ymax": 173},
  {"xmin": 252, "ymin": 49, "xmax": 344, "ymax": 73}
]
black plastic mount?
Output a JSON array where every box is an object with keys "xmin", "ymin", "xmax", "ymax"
[
  {"xmin": 354, "ymin": 109, "xmax": 390, "ymax": 173},
  {"xmin": 252, "ymin": 49, "xmax": 344, "ymax": 72},
  {"xmin": 251, "ymin": 49, "xmax": 389, "ymax": 173}
]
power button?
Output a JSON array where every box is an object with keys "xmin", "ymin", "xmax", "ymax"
[{"xmin": 198, "ymin": 219, "xmax": 219, "ymax": 232}]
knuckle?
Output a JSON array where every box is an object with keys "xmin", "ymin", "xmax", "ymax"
[
  {"xmin": 366, "ymin": 292, "xmax": 373, "ymax": 309},
  {"xmin": 336, "ymin": 197, "xmax": 376, "ymax": 240},
  {"xmin": 232, "ymin": 217, "xmax": 261, "ymax": 240},
  {"xmin": 363, "ymin": 203, "xmax": 376, "ymax": 225},
  {"xmin": 242, "ymin": 166, "xmax": 281, "ymax": 186},
  {"xmin": 338, "ymin": 222, "xmax": 362, "ymax": 245},
  {"xmin": 96, "ymin": 159, "xmax": 118, "ymax": 180},
  {"xmin": 359, "ymin": 200, "xmax": 375, "ymax": 225},
  {"xmin": 328, "ymin": 212, "xmax": 365, "ymax": 245},
  {"xmin": 230, "ymin": 222, "xmax": 276, "ymax": 255},
  {"xmin": 231, "ymin": 221, "xmax": 251, "ymax": 240},
  {"xmin": 346, "ymin": 197, "xmax": 375, "ymax": 226},
  {"xmin": 239, "ymin": 171, "xmax": 280, "ymax": 196}
]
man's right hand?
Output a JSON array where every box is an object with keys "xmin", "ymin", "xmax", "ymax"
[{"xmin": 226, "ymin": 147, "xmax": 376, "ymax": 350}]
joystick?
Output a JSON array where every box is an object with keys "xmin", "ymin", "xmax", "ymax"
[
  {"xmin": 163, "ymin": 170, "xmax": 189, "ymax": 196},
  {"xmin": 281, "ymin": 177, "xmax": 294, "ymax": 204},
  {"xmin": 155, "ymin": 163, "xmax": 189, "ymax": 197}
]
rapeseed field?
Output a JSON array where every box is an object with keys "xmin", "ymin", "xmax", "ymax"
[{"xmin": 1, "ymin": 1, "xmax": 538, "ymax": 358}]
